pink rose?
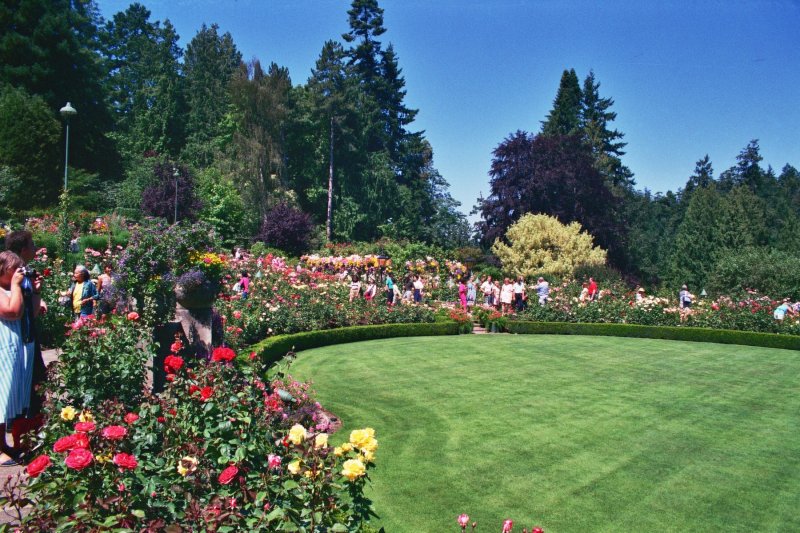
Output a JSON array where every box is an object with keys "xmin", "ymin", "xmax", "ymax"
[
  {"xmin": 26, "ymin": 455, "xmax": 51, "ymax": 477},
  {"xmin": 74, "ymin": 421, "xmax": 96, "ymax": 433},
  {"xmin": 502, "ymin": 519, "xmax": 513, "ymax": 533},
  {"xmin": 65, "ymin": 448, "xmax": 94, "ymax": 470},
  {"xmin": 457, "ymin": 514, "xmax": 470, "ymax": 528},
  {"xmin": 101, "ymin": 425, "xmax": 128, "ymax": 440},
  {"xmin": 113, "ymin": 453, "xmax": 138, "ymax": 470},
  {"xmin": 268, "ymin": 454, "xmax": 281, "ymax": 469},
  {"xmin": 218, "ymin": 465, "xmax": 239, "ymax": 485},
  {"xmin": 123, "ymin": 412, "xmax": 139, "ymax": 424},
  {"xmin": 126, "ymin": 312, "xmax": 139, "ymax": 321}
]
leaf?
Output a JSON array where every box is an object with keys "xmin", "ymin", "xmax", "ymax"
[
  {"xmin": 131, "ymin": 509, "xmax": 146, "ymax": 518},
  {"xmin": 266, "ymin": 506, "xmax": 286, "ymax": 521},
  {"xmin": 282, "ymin": 479, "xmax": 299, "ymax": 490},
  {"xmin": 331, "ymin": 524, "xmax": 348, "ymax": 532}
]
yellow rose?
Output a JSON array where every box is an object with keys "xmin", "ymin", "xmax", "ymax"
[
  {"xmin": 95, "ymin": 453, "xmax": 112, "ymax": 464},
  {"xmin": 177, "ymin": 456, "xmax": 198, "ymax": 477},
  {"xmin": 60, "ymin": 406, "xmax": 77, "ymax": 421},
  {"xmin": 361, "ymin": 449, "xmax": 376, "ymax": 463},
  {"xmin": 79, "ymin": 411, "xmax": 94, "ymax": 423},
  {"xmin": 288, "ymin": 424, "xmax": 307, "ymax": 445},
  {"xmin": 361, "ymin": 436, "xmax": 378, "ymax": 453},
  {"xmin": 334, "ymin": 446, "xmax": 344, "ymax": 457},
  {"xmin": 341, "ymin": 458, "xmax": 366, "ymax": 481},
  {"xmin": 287, "ymin": 460, "xmax": 302, "ymax": 475},
  {"xmin": 349, "ymin": 428, "xmax": 377, "ymax": 450},
  {"xmin": 314, "ymin": 433, "xmax": 329, "ymax": 449},
  {"xmin": 340, "ymin": 443, "xmax": 353, "ymax": 453}
]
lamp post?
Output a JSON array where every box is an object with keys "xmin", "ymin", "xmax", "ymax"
[
  {"xmin": 173, "ymin": 167, "xmax": 180, "ymax": 224},
  {"xmin": 59, "ymin": 102, "xmax": 77, "ymax": 191},
  {"xmin": 377, "ymin": 255, "xmax": 390, "ymax": 284}
]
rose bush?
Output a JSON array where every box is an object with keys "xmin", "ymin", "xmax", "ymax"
[{"xmin": 6, "ymin": 340, "xmax": 381, "ymax": 531}]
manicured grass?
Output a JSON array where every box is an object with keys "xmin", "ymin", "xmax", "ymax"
[{"xmin": 288, "ymin": 335, "xmax": 800, "ymax": 532}]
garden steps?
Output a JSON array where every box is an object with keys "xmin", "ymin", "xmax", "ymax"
[{"xmin": 472, "ymin": 321, "xmax": 488, "ymax": 334}]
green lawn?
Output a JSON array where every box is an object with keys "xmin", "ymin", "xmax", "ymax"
[{"xmin": 288, "ymin": 335, "xmax": 800, "ymax": 533}]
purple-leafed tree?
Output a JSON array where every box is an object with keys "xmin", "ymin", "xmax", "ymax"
[
  {"xmin": 475, "ymin": 132, "xmax": 625, "ymax": 266},
  {"xmin": 141, "ymin": 162, "xmax": 203, "ymax": 223},
  {"xmin": 256, "ymin": 202, "xmax": 314, "ymax": 255}
]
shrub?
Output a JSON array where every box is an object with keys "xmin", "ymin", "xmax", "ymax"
[
  {"xmin": 45, "ymin": 313, "xmax": 154, "ymax": 408},
  {"xmin": 141, "ymin": 162, "xmax": 203, "ymax": 223},
  {"xmin": 708, "ymin": 247, "xmax": 800, "ymax": 300},
  {"xmin": 249, "ymin": 322, "xmax": 460, "ymax": 367},
  {"xmin": 256, "ymin": 202, "xmax": 314, "ymax": 256},
  {"xmin": 505, "ymin": 321, "xmax": 800, "ymax": 350}
]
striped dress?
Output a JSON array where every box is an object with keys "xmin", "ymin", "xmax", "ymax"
[{"xmin": 0, "ymin": 288, "xmax": 33, "ymax": 425}]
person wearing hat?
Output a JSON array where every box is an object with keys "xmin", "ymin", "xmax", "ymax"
[{"xmin": 635, "ymin": 286, "xmax": 645, "ymax": 303}]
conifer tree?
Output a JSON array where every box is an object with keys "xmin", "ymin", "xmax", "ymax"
[{"xmin": 541, "ymin": 69, "xmax": 582, "ymax": 137}]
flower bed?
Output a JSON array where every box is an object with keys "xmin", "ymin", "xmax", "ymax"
[
  {"xmin": 217, "ymin": 255, "xmax": 437, "ymax": 350},
  {"xmin": 6, "ymin": 335, "xmax": 381, "ymax": 530}
]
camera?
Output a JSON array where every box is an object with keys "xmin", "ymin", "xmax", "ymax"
[{"xmin": 22, "ymin": 266, "xmax": 38, "ymax": 279}]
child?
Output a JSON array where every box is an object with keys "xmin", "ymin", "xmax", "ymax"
[{"xmin": 239, "ymin": 271, "xmax": 250, "ymax": 300}]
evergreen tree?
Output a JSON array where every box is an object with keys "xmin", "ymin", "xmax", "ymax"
[
  {"xmin": 0, "ymin": 85, "xmax": 61, "ymax": 207},
  {"xmin": 669, "ymin": 184, "xmax": 724, "ymax": 289},
  {"xmin": 182, "ymin": 23, "xmax": 242, "ymax": 167},
  {"xmin": 0, "ymin": 0, "xmax": 117, "ymax": 179},
  {"xmin": 580, "ymin": 70, "xmax": 633, "ymax": 191},
  {"xmin": 683, "ymin": 155, "xmax": 714, "ymax": 199},
  {"xmin": 102, "ymin": 3, "xmax": 185, "ymax": 160},
  {"xmin": 541, "ymin": 69, "xmax": 582, "ymax": 137}
]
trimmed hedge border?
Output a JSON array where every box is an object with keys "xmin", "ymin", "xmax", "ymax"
[
  {"xmin": 246, "ymin": 322, "xmax": 461, "ymax": 366},
  {"xmin": 505, "ymin": 321, "xmax": 800, "ymax": 351}
]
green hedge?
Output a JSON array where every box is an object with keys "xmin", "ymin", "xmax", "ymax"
[
  {"xmin": 246, "ymin": 322, "xmax": 461, "ymax": 367},
  {"xmin": 505, "ymin": 321, "xmax": 800, "ymax": 351}
]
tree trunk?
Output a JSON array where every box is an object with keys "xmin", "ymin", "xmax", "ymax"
[{"xmin": 326, "ymin": 116, "xmax": 334, "ymax": 242}]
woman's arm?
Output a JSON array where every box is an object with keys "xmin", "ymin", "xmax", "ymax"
[{"xmin": 0, "ymin": 270, "xmax": 25, "ymax": 320}]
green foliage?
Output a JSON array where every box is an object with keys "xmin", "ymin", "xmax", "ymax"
[
  {"xmin": 505, "ymin": 321, "xmax": 800, "ymax": 350},
  {"xmin": 708, "ymin": 247, "xmax": 800, "ymax": 299},
  {"xmin": 0, "ymin": 85, "xmax": 61, "ymax": 207},
  {"xmin": 492, "ymin": 213, "xmax": 607, "ymax": 279},
  {"xmin": 197, "ymin": 167, "xmax": 246, "ymax": 248},
  {"xmin": 541, "ymin": 68, "xmax": 582, "ymax": 136},
  {"xmin": 48, "ymin": 314, "xmax": 154, "ymax": 408}
]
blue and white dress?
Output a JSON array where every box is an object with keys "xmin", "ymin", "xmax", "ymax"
[{"xmin": 0, "ymin": 288, "xmax": 33, "ymax": 425}]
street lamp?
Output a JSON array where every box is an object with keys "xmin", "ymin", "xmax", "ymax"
[
  {"xmin": 59, "ymin": 102, "xmax": 77, "ymax": 191},
  {"xmin": 173, "ymin": 167, "xmax": 180, "ymax": 224}
]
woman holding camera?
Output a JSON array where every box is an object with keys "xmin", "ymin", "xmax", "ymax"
[{"xmin": 0, "ymin": 251, "xmax": 37, "ymax": 464}]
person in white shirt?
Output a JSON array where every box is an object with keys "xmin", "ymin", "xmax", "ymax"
[
  {"xmin": 412, "ymin": 276, "xmax": 424, "ymax": 303},
  {"xmin": 500, "ymin": 278, "xmax": 514, "ymax": 314},
  {"xmin": 480, "ymin": 276, "xmax": 493, "ymax": 305}
]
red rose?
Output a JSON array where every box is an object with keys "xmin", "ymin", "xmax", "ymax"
[
  {"xmin": 65, "ymin": 448, "xmax": 94, "ymax": 470},
  {"xmin": 164, "ymin": 355, "xmax": 184, "ymax": 374},
  {"xmin": 74, "ymin": 421, "xmax": 96, "ymax": 433},
  {"xmin": 211, "ymin": 347, "xmax": 236, "ymax": 362},
  {"xmin": 170, "ymin": 340, "xmax": 183, "ymax": 353},
  {"xmin": 113, "ymin": 453, "xmax": 138, "ymax": 470},
  {"xmin": 189, "ymin": 385, "xmax": 200, "ymax": 395},
  {"xmin": 200, "ymin": 386, "xmax": 214, "ymax": 401},
  {"xmin": 126, "ymin": 312, "xmax": 139, "ymax": 321},
  {"xmin": 53, "ymin": 433, "xmax": 90, "ymax": 453},
  {"xmin": 101, "ymin": 425, "xmax": 128, "ymax": 440},
  {"xmin": 123, "ymin": 413, "xmax": 139, "ymax": 424},
  {"xmin": 26, "ymin": 455, "xmax": 51, "ymax": 477},
  {"xmin": 218, "ymin": 465, "xmax": 239, "ymax": 485},
  {"xmin": 157, "ymin": 416, "xmax": 166, "ymax": 423},
  {"xmin": 166, "ymin": 374, "xmax": 175, "ymax": 382},
  {"xmin": 249, "ymin": 351, "xmax": 257, "ymax": 360}
]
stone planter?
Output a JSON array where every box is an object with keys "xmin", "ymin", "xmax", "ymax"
[{"xmin": 175, "ymin": 280, "xmax": 218, "ymax": 309}]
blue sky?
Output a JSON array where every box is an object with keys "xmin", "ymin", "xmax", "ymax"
[{"xmin": 96, "ymin": 0, "xmax": 800, "ymax": 217}]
